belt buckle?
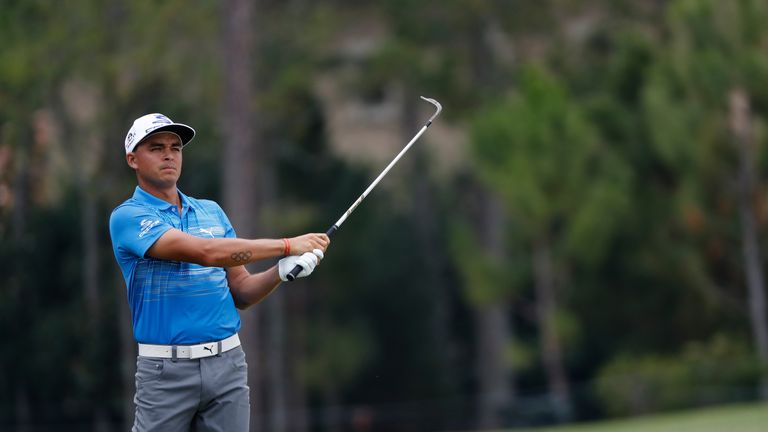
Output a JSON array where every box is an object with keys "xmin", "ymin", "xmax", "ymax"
[{"xmin": 189, "ymin": 342, "xmax": 218, "ymax": 359}]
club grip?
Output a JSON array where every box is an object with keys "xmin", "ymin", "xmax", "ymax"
[
  {"xmin": 285, "ymin": 265, "xmax": 302, "ymax": 281},
  {"xmin": 285, "ymin": 225, "xmax": 338, "ymax": 281}
]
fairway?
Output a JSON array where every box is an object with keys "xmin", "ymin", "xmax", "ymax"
[{"xmin": 516, "ymin": 402, "xmax": 768, "ymax": 432}]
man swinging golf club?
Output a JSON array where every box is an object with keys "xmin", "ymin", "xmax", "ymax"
[{"xmin": 109, "ymin": 113, "xmax": 329, "ymax": 431}]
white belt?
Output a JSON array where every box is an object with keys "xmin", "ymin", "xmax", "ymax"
[{"xmin": 138, "ymin": 334, "xmax": 240, "ymax": 360}]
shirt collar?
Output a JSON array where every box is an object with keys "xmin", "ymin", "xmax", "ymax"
[{"xmin": 133, "ymin": 186, "xmax": 192, "ymax": 214}]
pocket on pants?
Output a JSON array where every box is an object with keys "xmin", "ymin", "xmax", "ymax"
[
  {"xmin": 136, "ymin": 357, "xmax": 165, "ymax": 383},
  {"xmin": 227, "ymin": 347, "xmax": 248, "ymax": 372}
]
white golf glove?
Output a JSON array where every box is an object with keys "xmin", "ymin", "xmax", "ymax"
[{"xmin": 278, "ymin": 248, "xmax": 324, "ymax": 281}]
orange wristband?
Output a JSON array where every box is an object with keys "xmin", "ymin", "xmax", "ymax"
[{"xmin": 282, "ymin": 238, "xmax": 291, "ymax": 255}]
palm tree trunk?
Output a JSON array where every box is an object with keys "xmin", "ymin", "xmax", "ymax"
[
  {"xmin": 533, "ymin": 236, "xmax": 572, "ymax": 421},
  {"xmin": 475, "ymin": 192, "xmax": 514, "ymax": 429},
  {"xmin": 730, "ymin": 88, "xmax": 768, "ymax": 399},
  {"xmin": 266, "ymin": 290, "xmax": 288, "ymax": 432},
  {"xmin": 12, "ymin": 142, "xmax": 31, "ymax": 432},
  {"xmin": 402, "ymin": 92, "xmax": 456, "ymax": 408},
  {"xmin": 222, "ymin": 0, "xmax": 262, "ymax": 429},
  {"xmin": 82, "ymin": 184, "xmax": 111, "ymax": 432}
]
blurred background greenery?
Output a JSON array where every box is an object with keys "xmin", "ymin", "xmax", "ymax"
[{"xmin": 2, "ymin": 0, "xmax": 768, "ymax": 431}]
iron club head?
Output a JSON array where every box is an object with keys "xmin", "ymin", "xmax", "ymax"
[{"xmin": 420, "ymin": 96, "xmax": 442, "ymax": 123}]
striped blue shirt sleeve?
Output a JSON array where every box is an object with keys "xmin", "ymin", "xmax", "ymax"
[{"xmin": 109, "ymin": 205, "xmax": 173, "ymax": 259}]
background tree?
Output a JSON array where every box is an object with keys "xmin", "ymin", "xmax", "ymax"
[
  {"xmin": 641, "ymin": 0, "xmax": 768, "ymax": 399},
  {"xmin": 471, "ymin": 67, "xmax": 632, "ymax": 422}
]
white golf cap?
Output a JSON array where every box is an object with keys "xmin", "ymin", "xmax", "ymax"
[{"xmin": 124, "ymin": 113, "xmax": 195, "ymax": 154}]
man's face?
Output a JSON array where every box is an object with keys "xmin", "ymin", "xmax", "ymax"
[{"xmin": 126, "ymin": 132, "xmax": 183, "ymax": 189}]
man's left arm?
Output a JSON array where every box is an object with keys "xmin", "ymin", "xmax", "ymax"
[
  {"xmin": 226, "ymin": 247, "xmax": 324, "ymax": 309},
  {"xmin": 217, "ymin": 202, "xmax": 282, "ymax": 309},
  {"xmin": 226, "ymin": 265, "xmax": 282, "ymax": 309},
  {"xmin": 216, "ymin": 204, "xmax": 323, "ymax": 309}
]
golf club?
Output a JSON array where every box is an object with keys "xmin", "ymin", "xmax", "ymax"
[{"xmin": 286, "ymin": 96, "xmax": 443, "ymax": 281}]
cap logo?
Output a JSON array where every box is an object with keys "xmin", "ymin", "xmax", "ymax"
[
  {"xmin": 126, "ymin": 132, "xmax": 135, "ymax": 147},
  {"xmin": 151, "ymin": 114, "xmax": 172, "ymax": 125}
]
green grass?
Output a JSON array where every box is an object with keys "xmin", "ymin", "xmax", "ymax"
[{"xmin": 514, "ymin": 402, "xmax": 768, "ymax": 432}]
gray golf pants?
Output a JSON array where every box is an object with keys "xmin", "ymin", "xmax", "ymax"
[{"xmin": 132, "ymin": 346, "xmax": 249, "ymax": 431}]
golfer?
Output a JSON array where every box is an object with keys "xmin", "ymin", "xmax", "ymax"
[{"xmin": 109, "ymin": 113, "xmax": 329, "ymax": 431}]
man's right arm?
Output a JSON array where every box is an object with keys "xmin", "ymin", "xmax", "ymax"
[{"xmin": 147, "ymin": 229, "xmax": 329, "ymax": 267}]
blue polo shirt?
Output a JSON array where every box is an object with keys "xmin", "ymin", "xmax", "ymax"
[{"xmin": 109, "ymin": 186, "xmax": 241, "ymax": 345}]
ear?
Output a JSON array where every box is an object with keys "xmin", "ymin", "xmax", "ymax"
[{"xmin": 126, "ymin": 153, "xmax": 138, "ymax": 170}]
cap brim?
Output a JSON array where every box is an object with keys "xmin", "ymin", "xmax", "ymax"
[{"xmin": 143, "ymin": 124, "xmax": 196, "ymax": 146}]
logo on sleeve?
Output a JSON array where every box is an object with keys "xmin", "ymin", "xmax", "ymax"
[
  {"xmin": 194, "ymin": 226, "xmax": 225, "ymax": 238},
  {"xmin": 139, "ymin": 219, "xmax": 161, "ymax": 238}
]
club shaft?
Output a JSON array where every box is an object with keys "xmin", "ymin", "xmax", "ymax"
[
  {"xmin": 333, "ymin": 122, "xmax": 431, "ymax": 229},
  {"xmin": 287, "ymin": 122, "xmax": 432, "ymax": 282},
  {"xmin": 286, "ymin": 96, "xmax": 441, "ymax": 281}
]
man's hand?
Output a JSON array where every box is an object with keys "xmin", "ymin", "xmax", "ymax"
[
  {"xmin": 278, "ymin": 249, "xmax": 324, "ymax": 281},
  {"xmin": 287, "ymin": 233, "xmax": 330, "ymax": 255}
]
